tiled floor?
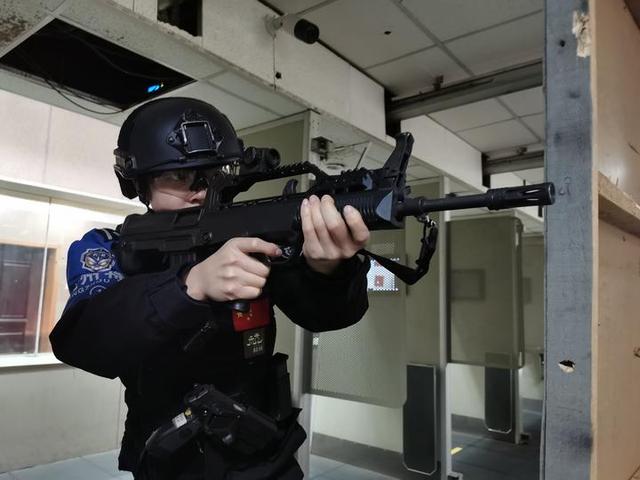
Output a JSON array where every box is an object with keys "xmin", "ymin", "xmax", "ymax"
[
  {"xmin": 451, "ymin": 409, "xmax": 542, "ymax": 480},
  {"xmin": 2, "ymin": 409, "xmax": 540, "ymax": 480},
  {"xmin": 310, "ymin": 409, "xmax": 543, "ymax": 480},
  {"xmin": 0, "ymin": 450, "xmax": 132, "ymax": 479},
  {"xmin": 310, "ymin": 455, "xmax": 398, "ymax": 479},
  {"xmin": 1, "ymin": 451, "xmax": 394, "ymax": 480}
]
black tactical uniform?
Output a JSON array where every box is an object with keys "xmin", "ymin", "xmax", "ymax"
[
  {"xmin": 50, "ymin": 227, "xmax": 368, "ymax": 478},
  {"xmin": 49, "ymin": 98, "xmax": 370, "ymax": 479}
]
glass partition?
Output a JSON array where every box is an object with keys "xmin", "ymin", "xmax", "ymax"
[
  {"xmin": 448, "ymin": 215, "xmax": 524, "ymax": 369},
  {"xmin": 0, "ymin": 188, "xmax": 124, "ymax": 355}
]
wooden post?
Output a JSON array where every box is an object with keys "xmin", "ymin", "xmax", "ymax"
[
  {"xmin": 591, "ymin": 0, "xmax": 640, "ymax": 477},
  {"xmin": 545, "ymin": 0, "xmax": 640, "ymax": 477},
  {"xmin": 543, "ymin": 0, "xmax": 594, "ymax": 478}
]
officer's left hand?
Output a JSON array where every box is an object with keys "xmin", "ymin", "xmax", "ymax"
[{"xmin": 300, "ymin": 194, "xmax": 370, "ymax": 275}]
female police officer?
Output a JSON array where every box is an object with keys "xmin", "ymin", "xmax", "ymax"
[{"xmin": 50, "ymin": 97, "xmax": 370, "ymax": 479}]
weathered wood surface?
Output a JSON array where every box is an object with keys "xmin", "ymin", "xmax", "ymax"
[
  {"xmin": 598, "ymin": 173, "xmax": 640, "ymax": 237},
  {"xmin": 543, "ymin": 0, "xmax": 594, "ymax": 478}
]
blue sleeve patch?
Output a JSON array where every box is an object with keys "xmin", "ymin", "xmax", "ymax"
[{"xmin": 65, "ymin": 228, "xmax": 125, "ymax": 308}]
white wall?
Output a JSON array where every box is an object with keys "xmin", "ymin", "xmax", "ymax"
[
  {"xmin": 0, "ymin": 90, "xmax": 122, "ymax": 199},
  {"xmin": 102, "ymin": 0, "xmax": 386, "ymax": 141},
  {"xmin": 449, "ymin": 364, "xmax": 485, "ymax": 419},
  {"xmin": 520, "ymin": 352, "xmax": 543, "ymax": 402},
  {"xmin": 0, "ymin": 90, "xmax": 127, "ymax": 472},
  {"xmin": 311, "ymin": 396, "xmax": 403, "ymax": 453},
  {"xmin": 200, "ymin": 0, "xmax": 386, "ymax": 140},
  {"xmin": 401, "ymin": 116, "xmax": 483, "ymax": 190},
  {"xmin": 0, "ymin": 367, "xmax": 123, "ymax": 472}
]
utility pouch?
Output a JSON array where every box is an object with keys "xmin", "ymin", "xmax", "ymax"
[
  {"xmin": 268, "ymin": 353, "xmax": 293, "ymax": 422},
  {"xmin": 144, "ymin": 384, "xmax": 279, "ymax": 460}
]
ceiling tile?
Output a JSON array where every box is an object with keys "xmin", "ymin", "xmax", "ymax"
[
  {"xmin": 112, "ymin": 0, "xmax": 133, "ymax": 8},
  {"xmin": 430, "ymin": 99, "xmax": 513, "ymax": 132},
  {"xmin": 408, "ymin": 163, "xmax": 439, "ymax": 180},
  {"xmin": 160, "ymin": 81, "xmax": 279, "ymax": 130},
  {"xmin": 0, "ymin": 1, "xmax": 50, "ymax": 52},
  {"xmin": 457, "ymin": 120, "xmax": 538, "ymax": 152},
  {"xmin": 363, "ymin": 142, "xmax": 393, "ymax": 165},
  {"xmin": 305, "ymin": 0, "xmax": 433, "ymax": 68},
  {"xmin": 268, "ymin": 0, "xmax": 330, "ymax": 14},
  {"xmin": 402, "ymin": 0, "xmax": 541, "ymax": 41},
  {"xmin": 445, "ymin": 12, "xmax": 543, "ymax": 75},
  {"xmin": 366, "ymin": 47, "xmax": 468, "ymax": 96},
  {"xmin": 499, "ymin": 87, "xmax": 544, "ymax": 116},
  {"xmin": 207, "ymin": 72, "xmax": 305, "ymax": 116},
  {"xmin": 521, "ymin": 113, "xmax": 545, "ymax": 139},
  {"xmin": 40, "ymin": 0, "xmax": 68, "ymax": 10}
]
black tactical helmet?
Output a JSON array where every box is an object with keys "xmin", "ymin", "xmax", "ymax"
[{"xmin": 114, "ymin": 97, "xmax": 243, "ymax": 200}]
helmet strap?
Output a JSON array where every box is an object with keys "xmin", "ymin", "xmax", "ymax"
[{"xmin": 135, "ymin": 177, "xmax": 151, "ymax": 208}]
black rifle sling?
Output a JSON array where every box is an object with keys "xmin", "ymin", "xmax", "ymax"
[{"xmin": 359, "ymin": 220, "xmax": 438, "ymax": 286}]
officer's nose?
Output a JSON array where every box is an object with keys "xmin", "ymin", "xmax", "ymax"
[{"xmin": 189, "ymin": 188, "xmax": 206, "ymax": 206}]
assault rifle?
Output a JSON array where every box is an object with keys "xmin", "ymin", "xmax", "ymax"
[{"xmin": 116, "ymin": 132, "xmax": 554, "ymax": 307}]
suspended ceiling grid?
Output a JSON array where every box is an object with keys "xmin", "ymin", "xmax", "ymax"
[{"xmin": 267, "ymin": 0, "xmax": 545, "ymax": 161}]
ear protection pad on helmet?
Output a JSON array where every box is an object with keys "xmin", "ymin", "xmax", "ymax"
[{"xmin": 115, "ymin": 168, "xmax": 139, "ymax": 199}]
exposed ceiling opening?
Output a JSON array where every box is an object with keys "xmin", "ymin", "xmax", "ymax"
[
  {"xmin": 0, "ymin": 18, "xmax": 194, "ymax": 110},
  {"xmin": 158, "ymin": 0, "xmax": 202, "ymax": 37}
]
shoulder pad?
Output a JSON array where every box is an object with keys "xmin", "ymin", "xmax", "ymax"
[{"xmin": 93, "ymin": 228, "xmax": 119, "ymax": 241}]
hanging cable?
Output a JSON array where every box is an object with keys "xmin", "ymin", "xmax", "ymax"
[{"xmin": 13, "ymin": 50, "xmax": 127, "ymax": 115}]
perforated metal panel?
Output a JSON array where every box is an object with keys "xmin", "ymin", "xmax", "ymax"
[{"xmin": 311, "ymin": 230, "xmax": 407, "ymax": 407}]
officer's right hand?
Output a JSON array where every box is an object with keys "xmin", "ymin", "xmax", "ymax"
[{"xmin": 183, "ymin": 238, "xmax": 282, "ymax": 302}]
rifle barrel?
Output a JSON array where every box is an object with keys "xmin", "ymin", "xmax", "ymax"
[{"xmin": 398, "ymin": 182, "xmax": 555, "ymax": 218}]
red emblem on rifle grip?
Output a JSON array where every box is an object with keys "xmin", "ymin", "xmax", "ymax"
[{"xmin": 232, "ymin": 297, "xmax": 271, "ymax": 332}]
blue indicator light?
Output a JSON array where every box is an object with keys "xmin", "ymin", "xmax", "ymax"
[{"xmin": 147, "ymin": 83, "xmax": 162, "ymax": 93}]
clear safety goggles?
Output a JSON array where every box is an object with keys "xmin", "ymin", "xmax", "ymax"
[{"xmin": 151, "ymin": 165, "xmax": 230, "ymax": 192}]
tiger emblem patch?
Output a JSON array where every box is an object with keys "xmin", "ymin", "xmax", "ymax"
[{"xmin": 80, "ymin": 247, "xmax": 115, "ymax": 272}]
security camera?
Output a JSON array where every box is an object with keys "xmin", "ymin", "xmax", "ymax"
[{"xmin": 267, "ymin": 14, "xmax": 320, "ymax": 44}]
